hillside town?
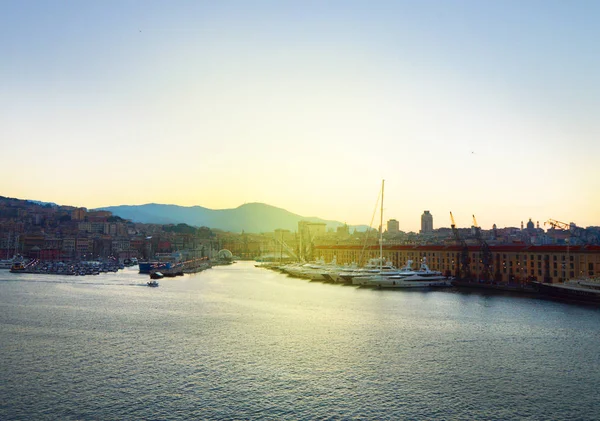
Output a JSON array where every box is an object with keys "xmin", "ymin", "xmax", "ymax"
[{"xmin": 0, "ymin": 196, "xmax": 218, "ymax": 263}]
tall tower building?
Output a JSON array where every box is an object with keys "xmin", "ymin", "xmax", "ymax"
[
  {"xmin": 387, "ymin": 219, "xmax": 399, "ymax": 234},
  {"xmin": 420, "ymin": 211, "xmax": 433, "ymax": 234}
]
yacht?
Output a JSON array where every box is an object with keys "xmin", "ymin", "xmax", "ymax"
[
  {"xmin": 351, "ymin": 259, "xmax": 416, "ymax": 286},
  {"xmin": 282, "ymin": 258, "xmax": 344, "ymax": 281},
  {"xmin": 333, "ymin": 257, "xmax": 398, "ymax": 285},
  {"xmin": 367, "ymin": 258, "xmax": 452, "ymax": 288},
  {"xmin": 320, "ymin": 261, "xmax": 358, "ymax": 282}
]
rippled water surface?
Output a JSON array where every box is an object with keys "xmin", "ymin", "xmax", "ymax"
[{"xmin": 1, "ymin": 261, "xmax": 600, "ymax": 420}]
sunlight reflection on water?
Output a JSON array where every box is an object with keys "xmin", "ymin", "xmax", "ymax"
[{"xmin": 1, "ymin": 262, "xmax": 600, "ymax": 420}]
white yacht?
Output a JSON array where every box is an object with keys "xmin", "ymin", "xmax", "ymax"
[
  {"xmin": 351, "ymin": 259, "xmax": 417, "ymax": 286},
  {"xmin": 321, "ymin": 261, "xmax": 358, "ymax": 283},
  {"xmin": 366, "ymin": 258, "xmax": 452, "ymax": 288},
  {"xmin": 335, "ymin": 257, "xmax": 396, "ymax": 285},
  {"xmin": 281, "ymin": 258, "xmax": 343, "ymax": 281}
]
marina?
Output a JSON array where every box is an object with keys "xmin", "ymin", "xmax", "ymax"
[
  {"xmin": 7, "ymin": 259, "xmax": 123, "ymax": 276},
  {"xmin": 261, "ymin": 259, "xmax": 600, "ymax": 305}
]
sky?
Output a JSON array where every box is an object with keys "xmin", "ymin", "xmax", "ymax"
[{"xmin": 1, "ymin": 1, "xmax": 599, "ymax": 232}]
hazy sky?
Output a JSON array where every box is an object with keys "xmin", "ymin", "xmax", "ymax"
[{"xmin": 2, "ymin": 1, "xmax": 599, "ymax": 232}]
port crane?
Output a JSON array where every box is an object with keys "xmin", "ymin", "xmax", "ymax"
[
  {"xmin": 544, "ymin": 219, "xmax": 569, "ymax": 231},
  {"xmin": 544, "ymin": 219, "xmax": 600, "ymax": 245},
  {"xmin": 472, "ymin": 215, "xmax": 494, "ymax": 282},
  {"xmin": 450, "ymin": 212, "xmax": 471, "ymax": 280}
]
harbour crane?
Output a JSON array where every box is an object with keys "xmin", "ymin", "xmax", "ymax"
[
  {"xmin": 450, "ymin": 212, "xmax": 471, "ymax": 280},
  {"xmin": 472, "ymin": 215, "xmax": 494, "ymax": 282},
  {"xmin": 544, "ymin": 219, "xmax": 569, "ymax": 231},
  {"xmin": 544, "ymin": 219, "xmax": 600, "ymax": 245}
]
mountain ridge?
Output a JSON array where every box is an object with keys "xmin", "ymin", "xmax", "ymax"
[{"xmin": 96, "ymin": 202, "xmax": 369, "ymax": 233}]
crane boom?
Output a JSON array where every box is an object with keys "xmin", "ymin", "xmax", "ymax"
[
  {"xmin": 545, "ymin": 219, "xmax": 600, "ymax": 245},
  {"xmin": 450, "ymin": 212, "xmax": 460, "ymax": 243},
  {"xmin": 449, "ymin": 212, "xmax": 471, "ymax": 281},
  {"xmin": 544, "ymin": 219, "xmax": 569, "ymax": 230}
]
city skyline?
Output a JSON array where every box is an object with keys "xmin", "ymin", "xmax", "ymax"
[
  {"xmin": 2, "ymin": 195, "xmax": 585, "ymax": 234},
  {"xmin": 2, "ymin": 1, "xmax": 599, "ymax": 232}
]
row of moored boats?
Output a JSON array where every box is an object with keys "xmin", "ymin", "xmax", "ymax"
[
  {"xmin": 9, "ymin": 259, "xmax": 125, "ymax": 276},
  {"xmin": 262, "ymin": 257, "xmax": 453, "ymax": 288}
]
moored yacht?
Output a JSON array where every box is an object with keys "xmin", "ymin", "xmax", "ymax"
[
  {"xmin": 374, "ymin": 258, "xmax": 452, "ymax": 288},
  {"xmin": 331, "ymin": 257, "xmax": 400, "ymax": 285},
  {"xmin": 351, "ymin": 259, "xmax": 417, "ymax": 286},
  {"xmin": 281, "ymin": 257, "xmax": 346, "ymax": 281}
]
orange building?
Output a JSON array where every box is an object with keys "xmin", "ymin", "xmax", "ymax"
[{"xmin": 314, "ymin": 244, "xmax": 600, "ymax": 284}]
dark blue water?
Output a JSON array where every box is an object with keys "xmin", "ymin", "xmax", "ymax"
[{"xmin": 1, "ymin": 261, "xmax": 599, "ymax": 420}]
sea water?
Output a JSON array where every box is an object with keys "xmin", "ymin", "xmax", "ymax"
[{"xmin": 1, "ymin": 261, "xmax": 599, "ymax": 420}]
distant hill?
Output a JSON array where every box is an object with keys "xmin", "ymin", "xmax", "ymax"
[
  {"xmin": 96, "ymin": 202, "xmax": 369, "ymax": 233},
  {"xmin": 28, "ymin": 200, "xmax": 58, "ymax": 207}
]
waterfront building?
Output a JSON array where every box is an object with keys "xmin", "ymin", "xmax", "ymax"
[
  {"xmin": 22, "ymin": 235, "xmax": 45, "ymax": 255},
  {"xmin": 76, "ymin": 238, "xmax": 91, "ymax": 257},
  {"xmin": 111, "ymin": 238, "xmax": 130, "ymax": 254},
  {"xmin": 129, "ymin": 238, "xmax": 145, "ymax": 255},
  {"xmin": 62, "ymin": 238, "xmax": 76, "ymax": 257},
  {"xmin": 420, "ymin": 211, "xmax": 433, "ymax": 234},
  {"xmin": 314, "ymin": 243, "xmax": 600, "ymax": 284}
]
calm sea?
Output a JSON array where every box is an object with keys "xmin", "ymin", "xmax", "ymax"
[{"xmin": 1, "ymin": 261, "xmax": 599, "ymax": 420}]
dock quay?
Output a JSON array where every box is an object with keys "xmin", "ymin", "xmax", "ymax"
[
  {"xmin": 148, "ymin": 258, "xmax": 213, "ymax": 277},
  {"xmin": 451, "ymin": 279, "xmax": 536, "ymax": 293}
]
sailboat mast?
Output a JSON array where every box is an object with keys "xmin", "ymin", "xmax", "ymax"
[{"xmin": 380, "ymin": 179, "xmax": 384, "ymax": 270}]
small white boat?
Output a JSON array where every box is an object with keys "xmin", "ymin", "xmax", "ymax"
[{"xmin": 147, "ymin": 280, "xmax": 159, "ymax": 287}]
